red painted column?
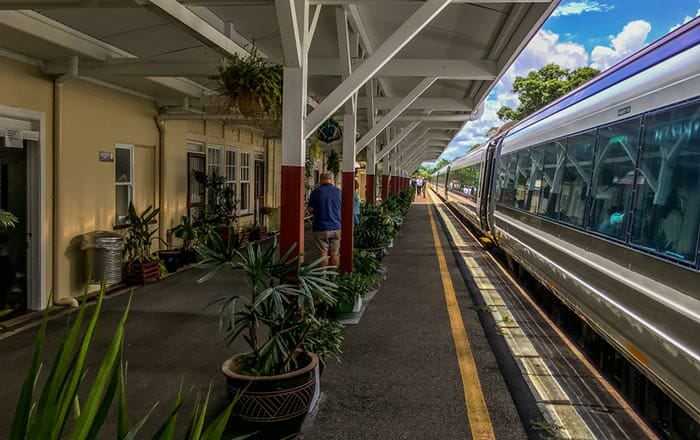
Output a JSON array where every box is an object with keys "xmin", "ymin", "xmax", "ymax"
[
  {"xmin": 366, "ymin": 174, "xmax": 375, "ymax": 204},
  {"xmin": 381, "ymin": 175, "xmax": 389, "ymax": 201},
  {"xmin": 340, "ymin": 172, "xmax": 354, "ymax": 274},
  {"xmin": 280, "ymin": 166, "xmax": 305, "ymax": 259}
]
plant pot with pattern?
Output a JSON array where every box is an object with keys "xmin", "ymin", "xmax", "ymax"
[
  {"xmin": 197, "ymin": 240, "xmax": 338, "ymax": 439},
  {"xmin": 122, "ymin": 203, "xmax": 161, "ymax": 285}
]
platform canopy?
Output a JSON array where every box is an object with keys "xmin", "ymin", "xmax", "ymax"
[{"xmin": 0, "ymin": 0, "xmax": 557, "ymax": 169}]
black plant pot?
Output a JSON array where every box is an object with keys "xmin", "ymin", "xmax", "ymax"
[
  {"xmin": 222, "ymin": 352, "xmax": 318, "ymax": 439},
  {"xmin": 157, "ymin": 250, "xmax": 180, "ymax": 273},
  {"xmin": 180, "ymin": 249, "xmax": 199, "ymax": 265}
]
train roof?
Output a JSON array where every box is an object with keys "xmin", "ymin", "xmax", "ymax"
[{"xmin": 506, "ymin": 16, "xmax": 700, "ymax": 139}]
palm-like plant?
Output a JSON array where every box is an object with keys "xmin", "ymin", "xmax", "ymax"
[
  {"xmin": 197, "ymin": 240, "xmax": 338, "ymax": 376},
  {"xmin": 123, "ymin": 203, "xmax": 160, "ymax": 264},
  {"xmin": 0, "ymin": 209, "xmax": 18, "ymax": 230}
]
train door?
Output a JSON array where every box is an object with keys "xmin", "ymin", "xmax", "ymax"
[{"xmin": 479, "ymin": 141, "xmax": 498, "ymax": 233}]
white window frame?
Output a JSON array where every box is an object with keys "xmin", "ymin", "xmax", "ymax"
[
  {"xmin": 115, "ymin": 143, "xmax": 134, "ymax": 225},
  {"xmin": 240, "ymin": 151, "xmax": 251, "ymax": 214},
  {"xmin": 207, "ymin": 144, "xmax": 222, "ymax": 177},
  {"xmin": 224, "ymin": 147, "xmax": 237, "ymax": 203}
]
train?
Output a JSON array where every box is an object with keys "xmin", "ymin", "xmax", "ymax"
[{"xmin": 431, "ymin": 17, "xmax": 700, "ymax": 427}]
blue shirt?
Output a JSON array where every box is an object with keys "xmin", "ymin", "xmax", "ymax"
[
  {"xmin": 308, "ymin": 184, "xmax": 342, "ymax": 231},
  {"xmin": 353, "ymin": 192, "xmax": 361, "ymax": 225}
]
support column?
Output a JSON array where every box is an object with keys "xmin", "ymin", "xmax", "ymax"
[
  {"xmin": 381, "ymin": 158, "xmax": 389, "ymax": 201},
  {"xmin": 340, "ymin": 113, "xmax": 356, "ymax": 274},
  {"xmin": 280, "ymin": 66, "xmax": 307, "ymax": 258},
  {"xmin": 364, "ymin": 80, "xmax": 377, "ymax": 204}
]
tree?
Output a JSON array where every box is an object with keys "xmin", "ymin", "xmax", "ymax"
[{"xmin": 497, "ymin": 63, "xmax": 599, "ymax": 122}]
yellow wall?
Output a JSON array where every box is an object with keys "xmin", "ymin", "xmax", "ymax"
[
  {"xmin": 0, "ymin": 56, "xmax": 54, "ymax": 307},
  {"xmin": 1, "ymin": 55, "xmax": 284, "ymax": 304},
  {"xmin": 56, "ymin": 79, "xmax": 158, "ymax": 297}
]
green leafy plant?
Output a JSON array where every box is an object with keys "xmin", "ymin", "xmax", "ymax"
[
  {"xmin": 197, "ymin": 240, "xmax": 338, "ymax": 376},
  {"xmin": 303, "ymin": 317, "xmax": 344, "ymax": 367},
  {"xmin": 325, "ymin": 150, "xmax": 340, "ymax": 180},
  {"xmin": 172, "ymin": 216, "xmax": 197, "ymax": 251},
  {"xmin": 194, "ymin": 171, "xmax": 236, "ymax": 227},
  {"xmin": 215, "ymin": 48, "xmax": 283, "ymax": 118},
  {"xmin": 0, "ymin": 209, "xmax": 18, "ymax": 230},
  {"xmin": 337, "ymin": 272, "xmax": 370, "ymax": 304},
  {"xmin": 123, "ymin": 203, "xmax": 161, "ymax": 264},
  {"xmin": 353, "ymin": 250, "xmax": 384, "ymax": 284},
  {"xmin": 9, "ymin": 287, "xmax": 243, "ymax": 440}
]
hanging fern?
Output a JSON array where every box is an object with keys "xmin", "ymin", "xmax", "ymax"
[{"xmin": 326, "ymin": 150, "xmax": 340, "ymax": 179}]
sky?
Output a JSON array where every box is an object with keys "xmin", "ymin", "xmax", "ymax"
[{"xmin": 431, "ymin": 0, "xmax": 700, "ymax": 164}]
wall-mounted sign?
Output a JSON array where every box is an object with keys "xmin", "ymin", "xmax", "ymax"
[
  {"xmin": 617, "ymin": 106, "xmax": 631, "ymax": 117},
  {"xmin": 6, "ymin": 129, "xmax": 23, "ymax": 148},
  {"xmin": 99, "ymin": 151, "xmax": 114, "ymax": 162}
]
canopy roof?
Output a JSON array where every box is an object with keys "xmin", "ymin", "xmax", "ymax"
[{"xmin": 0, "ymin": 0, "xmax": 557, "ymax": 169}]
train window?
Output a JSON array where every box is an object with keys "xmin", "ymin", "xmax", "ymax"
[
  {"xmin": 588, "ymin": 118, "xmax": 642, "ymax": 240},
  {"xmin": 558, "ymin": 131, "xmax": 596, "ymax": 227},
  {"xmin": 497, "ymin": 154, "xmax": 517, "ymax": 205},
  {"xmin": 538, "ymin": 142, "xmax": 562, "ymax": 216},
  {"xmin": 528, "ymin": 147, "xmax": 544, "ymax": 213},
  {"xmin": 514, "ymin": 150, "xmax": 530, "ymax": 209},
  {"xmin": 630, "ymin": 102, "xmax": 700, "ymax": 262},
  {"xmin": 495, "ymin": 156, "xmax": 506, "ymax": 203}
]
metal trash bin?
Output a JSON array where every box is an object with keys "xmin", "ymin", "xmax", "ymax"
[{"xmin": 82, "ymin": 231, "xmax": 124, "ymax": 285}]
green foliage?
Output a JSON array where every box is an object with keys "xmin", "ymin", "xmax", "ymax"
[
  {"xmin": 198, "ymin": 240, "xmax": 338, "ymax": 376},
  {"xmin": 450, "ymin": 167, "xmax": 479, "ymax": 188},
  {"xmin": 0, "ymin": 209, "xmax": 18, "ymax": 230},
  {"xmin": 302, "ymin": 318, "xmax": 344, "ymax": 366},
  {"xmin": 336, "ymin": 272, "xmax": 370, "ymax": 304},
  {"xmin": 308, "ymin": 138, "xmax": 321, "ymax": 160},
  {"xmin": 497, "ymin": 63, "xmax": 600, "ymax": 121},
  {"xmin": 123, "ymin": 203, "xmax": 160, "ymax": 263},
  {"xmin": 194, "ymin": 171, "xmax": 236, "ymax": 227},
  {"xmin": 353, "ymin": 250, "xmax": 384, "ymax": 283},
  {"xmin": 215, "ymin": 48, "xmax": 283, "ymax": 118},
  {"xmin": 354, "ymin": 203, "xmax": 392, "ymax": 249},
  {"xmin": 172, "ymin": 216, "xmax": 197, "ymax": 251},
  {"xmin": 325, "ymin": 150, "xmax": 340, "ymax": 180},
  {"xmin": 10, "ymin": 287, "xmax": 242, "ymax": 440}
]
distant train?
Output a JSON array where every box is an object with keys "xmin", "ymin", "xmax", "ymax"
[{"xmin": 432, "ymin": 18, "xmax": 700, "ymax": 425}]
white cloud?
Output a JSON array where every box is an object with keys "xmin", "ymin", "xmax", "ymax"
[
  {"xmin": 591, "ymin": 20, "xmax": 651, "ymax": 70},
  {"xmin": 551, "ymin": 1, "xmax": 614, "ymax": 17}
]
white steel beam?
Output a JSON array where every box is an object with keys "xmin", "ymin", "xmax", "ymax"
[
  {"xmin": 178, "ymin": 0, "xmax": 552, "ymax": 5},
  {"xmin": 356, "ymin": 97, "xmax": 473, "ymax": 112},
  {"xmin": 276, "ymin": 0, "xmax": 304, "ymax": 67},
  {"xmin": 0, "ymin": 10, "xmax": 134, "ymax": 61},
  {"xmin": 147, "ymin": 77, "xmax": 212, "ymax": 98},
  {"xmin": 356, "ymin": 77, "xmax": 436, "ymax": 153},
  {"xmin": 304, "ymin": 0, "xmax": 451, "ymax": 139},
  {"xmin": 47, "ymin": 60, "xmax": 220, "ymax": 76},
  {"xmin": 136, "ymin": 0, "xmax": 247, "ymax": 58},
  {"xmin": 309, "ymin": 58, "xmax": 496, "ymax": 79},
  {"xmin": 391, "ymin": 114, "xmax": 470, "ymax": 122},
  {"xmin": 376, "ymin": 122, "xmax": 420, "ymax": 162}
]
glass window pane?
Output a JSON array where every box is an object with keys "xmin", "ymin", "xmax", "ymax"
[
  {"xmin": 514, "ymin": 150, "xmax": 530, "ymax": 209},
  {"xmin": 558, "ymin": 131, "xmax": 595, "ymax": 227},
  {"xmin": 496, "ymin": 156, "xmax": 507, "ymax": 203},
  {"xmin": 240, "ymin": 182, "xmax": 249, "ymax": 211},
  {"xmin": 225, "ymin": 150, "xmax": 236, "ymax": 181},
  {"xmin": 527, "ymin": 147, "xmax": 544, "ymax": 213},
  {"xmin": 116, "ymin": 185, "xmax": 131, "ymax": 224},
  {"xmin": 631, "ymin": 102, "xmax": 700, "ymax": 262},
  {"xmin": 207, "ymin": 146, "xmax": 221, "ymax": 176},
  {"xmin": 588, "ymin": 118, "xmax": 641, "ymax": 240},
  {"xmin": 538, "ymin": 142, "xmax": 560, "ymax": 216},
  {"xmin": 115, "ymin": 147, "xmax": 130, "ymax": 183}
]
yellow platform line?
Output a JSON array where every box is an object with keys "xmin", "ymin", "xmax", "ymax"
[{"xmin": 427, "ymin": 196, "xmax": 495, "ymax": 440}]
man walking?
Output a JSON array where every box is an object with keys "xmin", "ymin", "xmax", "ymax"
[{"xmin": 308, "ymin": 173, "xmax": 342, "ymax": 267}]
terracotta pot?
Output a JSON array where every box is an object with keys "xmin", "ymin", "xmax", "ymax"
[{"xmin": 222, "ymin": 352, "xmax": 318, "ymax": 439}]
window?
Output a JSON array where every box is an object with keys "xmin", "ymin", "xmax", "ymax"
[
  {"xmin": 630, "ymin": 102, "xmax": 700, "ymax": 262},
  {"xmin": 115, "ymin": 144, "xmax": 133, "ymax": 225},
  {"xmin": 207, "ymin": 145, "xmax": 221, "ymax": 176},
  {"xmin": 497, "ymin": 154, "xmax": 517, "ymax": 205},
  {"xmin": 558, "ymin": 131, "xmax": 595, "ymax": 227},
  {"xmin": 588, "ymin": 118, "xmax": 642, "ymax": 240},
  {"xmin": 527, "ymin": 147, "xmax": 544, "ymax": 213},
  {"xmin": 240, "ymin": 152, "xmax": 250, "ymax": 212},
  {"xmin": 540, "ymin": 141, "xmax": 565, "ymax": 218},
  {"xmin": 224, "ymin": 148, "xmax": 237, "ymax": 203},
  {"xmin": 514, "ymin": 150, "xmax": 530, "ymax": 209}
]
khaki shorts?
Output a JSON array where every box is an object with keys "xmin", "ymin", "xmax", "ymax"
[{"xmin": 313, "ymin": 230, "xmax": 340, "ymax": 255}]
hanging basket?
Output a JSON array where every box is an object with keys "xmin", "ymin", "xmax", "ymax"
[
  {"xmin": 317, "ymin": 119, "xmax": 342, "ymax": 143},
  {"xmin": 237, "ymin": 93, "xmax": 265, "ymax": 118}
]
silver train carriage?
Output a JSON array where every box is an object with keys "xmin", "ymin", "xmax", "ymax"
[{"xmin": 443, "ymin": 18, "xmax": 700, "ymax": 422}]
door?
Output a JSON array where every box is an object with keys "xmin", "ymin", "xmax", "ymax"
[
  {"xmin": 0, "ymin": 136, "xmax": 28, "ymax": 315},
  {"xmin": 187, "ymin": 153, "xmax": 206, "ymax": 219},
  {"xmin": 254, "ymin": 160, "xmax": 265, "ymax": 225}
]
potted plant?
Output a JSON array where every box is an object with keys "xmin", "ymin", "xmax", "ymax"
[
  {"xmin": 197, "ymin": 240, "xmax": 338, "ymax": 438},
  {"xmin": 332, "ymin": 272, "xmax": 369, "ymax": 318},
  {"xmin": 122, "ymin": 203, "xmax": 161, "ymax": 285},
  {"xmin": 171, "ymin": 215, "xmax": 199, "ymax": 265},
  {"xmin": 325, "ymin": 150, "xmax": 340, "ymax": 182},
  {"xmin": 215, "ymin": 48, "xmax": 283, "ymax": 119},
  {"xmin": 0, "ymin": 209, "xmax": 18, "ymax": 230}
]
